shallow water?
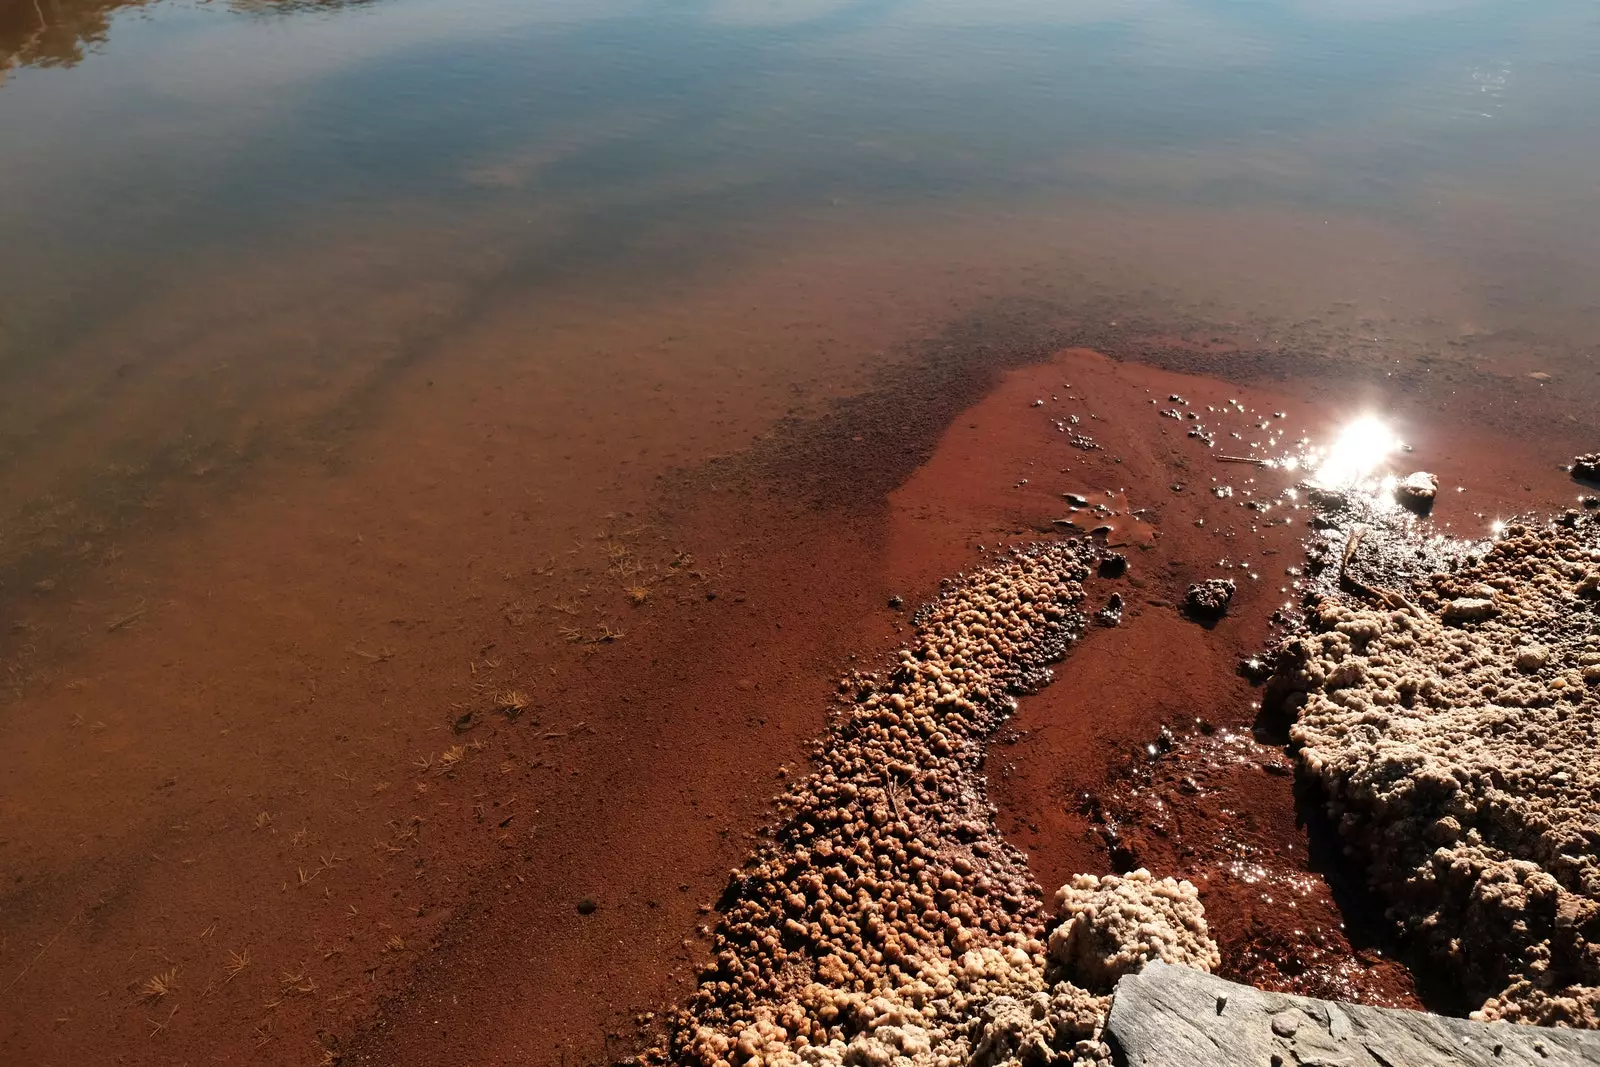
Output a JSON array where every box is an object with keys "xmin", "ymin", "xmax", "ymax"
[
  {"xmin": 5, "ymin": 1, "xmax": 1600, "ymax": 479},
  {"xmin": 2, "ymin": 1, "xmax": 1599, "ymax": 1063}
]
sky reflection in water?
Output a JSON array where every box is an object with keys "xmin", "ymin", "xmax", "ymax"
[{"xmin": 2, "ymin": 0, "xmax": 1599, "ymax": 387}]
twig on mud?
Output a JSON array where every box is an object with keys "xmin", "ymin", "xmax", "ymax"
[
  {"xmin": 148, "ymin": 1003, "xmax": 178, "ymax": 1038},
  {"xmin": 1216, "ymin": 455, "xmax": 1271, "ymax": 468},
  {"xmin": 106, "ymin": 602, "xmax": 147, "ymax": 632},
  {"xmin": 882, "ymin": 770, "xmax": 906, "ymax": 825},
  {"xmin": 2, "ymin": 907, "xmax": 81, "ymax": 994},
  {"xmin": 1339, "ymin": 525, "xmax": 1422, "ymax": 617}
]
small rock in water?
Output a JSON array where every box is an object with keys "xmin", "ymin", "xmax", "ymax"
[
  {"xmin": 1442, "ymin": 597, "xmax": 1497, "ymax": 623},
  {"xmin": 1307, "ymin": 487, "xmax": 1348, "ymax": 509},
  {"xmin": 1096, "ymin": 593, "xmax": 1124, "ymax": 627},
  {"xmin": 1237, "ymin": 656, "xmax": 1272, "ymax": 683},
  {"xmin": 577, "ymin": 897, "xmax": 598, "ymax": 915},
  {"xmin": 888, "ymin": 595, "xmax": 904, "ymax": 610},
  {"xmin": 1571, "ymin": 453, "xmax": 1600, "ymax": 481},
  {"xmin": 1063, "ymin": 492, "xmax": 1090, "ymax": 506},
  {"xmin": 1184, "ymin": 579, "xmax": 1235, "ymax": 619},
  {"xmin": 1098, "ymin": 552, "xmax": 1128, "ymax": 578},
  {"xmin": 1394, "ymin": 471, "xmax": 1438, "ymax": 513}
]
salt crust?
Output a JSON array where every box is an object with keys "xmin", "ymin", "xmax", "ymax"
[{"xmin": 1272, "ymin": 517, "xmax": 1600, "ymax": 1026}]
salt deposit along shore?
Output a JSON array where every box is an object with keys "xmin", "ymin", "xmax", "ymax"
[
  {"xmin": 657, "ymin": 543, "xmax": 1222, "ymax": 1067},
  {"xmin": 651, "ymin": 454, "xmax": 1600, "ymax": 1064},
  {"xmin": 1269, "ymin": 499, "xmax": 1600, "ymax": 1027}
]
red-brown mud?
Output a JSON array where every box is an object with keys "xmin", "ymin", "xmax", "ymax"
[{"xmin": 922, "ymin": 351, "xmax": 1587, "ymax": 1014}]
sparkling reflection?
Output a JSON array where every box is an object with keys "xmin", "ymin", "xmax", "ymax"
[{"xmin": 1307, "ymin": 416, "xmax": 1402, "ymax": 491}]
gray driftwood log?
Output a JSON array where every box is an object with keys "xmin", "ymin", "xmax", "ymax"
[{"xmin": 1104, "ymin": 962, "xmax": 1600, "ymax": 1066}]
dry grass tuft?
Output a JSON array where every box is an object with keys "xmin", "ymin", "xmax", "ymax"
[
  {"xmin": 493, "ymin": 689, "xmax": 530, "ymax": 716},
  {"xmin": 223, "ymin": 949, "xmax": 250, "ymax": 984},
  {"xmin": 139, "ymin": 967, "xmax": 178, "ymax": 1002},
  {"xmin": 278, "ymin": 968, "xmax": 316, "ymax": 996}
]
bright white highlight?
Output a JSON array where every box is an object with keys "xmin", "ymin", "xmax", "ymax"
[{"xmin": 1309, "ymin": 416, "xmax": 1403, "ymax": 490}]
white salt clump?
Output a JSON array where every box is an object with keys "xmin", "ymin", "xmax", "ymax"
[
  {"xmin": 1442, "ymin": 597, "xmax": 1497, "ymax": 623},
  {"xmin": 1515, "ymin": 646, "xmax": 1549, "ymax": 672},
  {"xmin": 1395, "ymin": 471, "xmax": 1438, "ymax": 510},
  {"xmin": 1271, "ymin": 516, "xmax": 1600, "ymax": 1028},
  {"xmin": 1049, "ymin": 870, "xmax": 1220, "ymax": 991}
]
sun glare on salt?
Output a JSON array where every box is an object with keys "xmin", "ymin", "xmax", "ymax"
[{"xmin": 1308, "ymin": 415, "xmax": 1402, "ymax": 490}]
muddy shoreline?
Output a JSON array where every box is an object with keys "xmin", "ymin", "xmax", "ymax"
[{"xmin": 1, "ymin": 321, "xmax": 1594, "ymax": 1066}]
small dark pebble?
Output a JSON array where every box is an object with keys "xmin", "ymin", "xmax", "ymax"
[
  {"xmin": 1571, "ymin": 453, "xmax": 1600, "ymax": 481},
  {"xmin": 1098, "ymin": 552, "xmax": 1128, "ymax": 578},
  {"xmin": 888, "ymin": 595, "xmax": 904, "ymax": 610},
  {"xmin": 1307, "ymin": 487, "xmax": 1348, "ymax": 509},
  {"xmin": 577, "ymin": 897, "xmax": 598, "ymax": 915},
  {"xmin": 1584, "ymin": 496, "xmax": 1600, "ymax": 509}
]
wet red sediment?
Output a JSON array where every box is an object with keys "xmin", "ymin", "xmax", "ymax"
[
  {"xmin": 0, "ymin": 316, "xmax": 1593, "ymax": 1067},
  {"xmin": 0, "ymin": 301, "xmax": 1069, "ymax": 1066},
  {"xmin": 916, "ymin": 349, "xmax": 1588, "ymax": 1011}
]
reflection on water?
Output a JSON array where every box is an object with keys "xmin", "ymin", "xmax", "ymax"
[
  {"xmin": 0, "ymin": 0, "xmax": 1596, "ymax": 574},
  {"xmin": 0, "ymin": 0, "xmax": 149, "ymax": 76},
  {"xmin": 227, "ymin": 0, "xmax": 384, "ymax": 13},
  {"xmin": 1, "ymin": 0, "xmax": 387, "ymax": 82},
  {"xmin": 1, "ymin": 0, "xmax": 1597, "ymax": 639},
  {"xmin": 1308, "ymin": 416, "xmax": 1404, "ymax": 492}
]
